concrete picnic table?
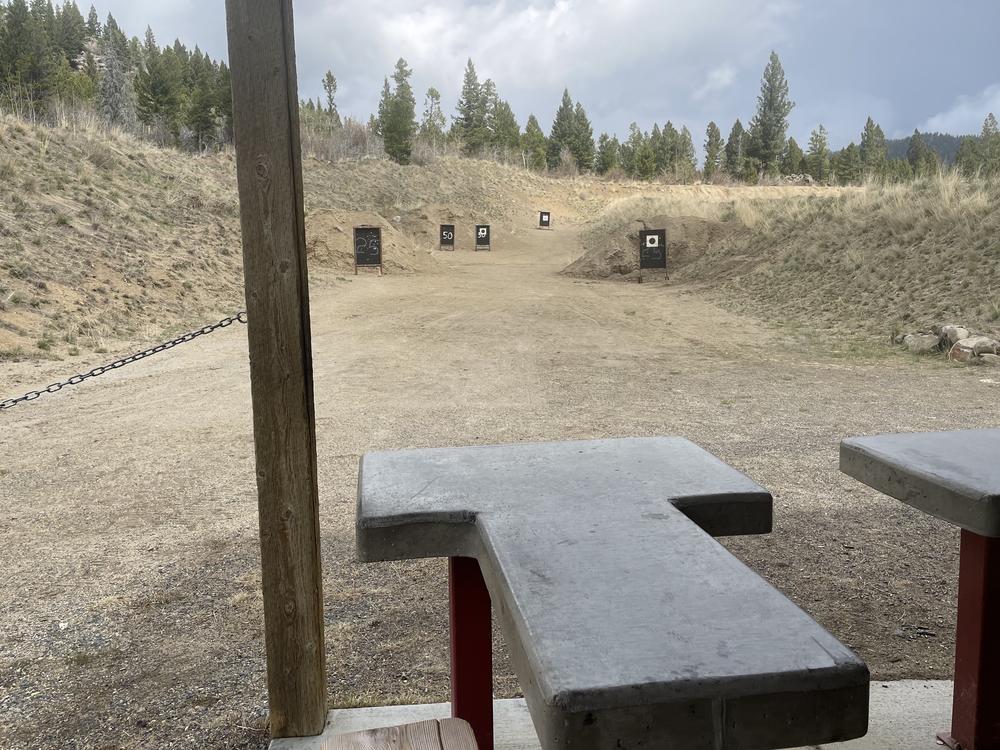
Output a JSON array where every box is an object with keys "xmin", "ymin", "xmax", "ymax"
[
  {"xmin": 358, "ymin": 437, "xmax": 870, "ymax": 750},
  {"xmin": 841, "ymin": 428, "xmax": 1000, "ymax": 750}
]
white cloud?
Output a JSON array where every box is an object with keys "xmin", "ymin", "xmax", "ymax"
[
  {"xmin": 288, "ymin": 0, "xmax": 801, "ymax": 134},
  {"xmin": 920, "ymin": 84, "xmax": 1000, "ymax": 135},
  {"xmin": 694, "ymin": 65, "xmax": 737, "ymax": 101}
]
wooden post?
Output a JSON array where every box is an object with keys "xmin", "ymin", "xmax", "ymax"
[{"xmin": 225, "ymin": 0, "xmax": 326, "ymax": 739}]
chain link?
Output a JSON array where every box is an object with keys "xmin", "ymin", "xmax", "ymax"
[{"xmin": 1, "ymin": 311, "xmax": 247, "ymax": 412}]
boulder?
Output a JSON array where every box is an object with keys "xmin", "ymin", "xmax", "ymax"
[
  {"xmin": 950, "ymin": 337, "xmax": 1000, "ymax": 363},
  {"xmin": 980, "ymin": 354, "xmax": 1000, "ymax": 367},
  {"xmin": 904, "ymin": 333, "xmax": 942, "ymax": 354},
  {"xmin": 940, "ymin": 325, "xmax": 971, "ymax": 345}
]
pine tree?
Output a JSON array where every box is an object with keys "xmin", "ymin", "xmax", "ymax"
[
  {"xmin": 102, "ymin": 12, "xmax": 128, "ymax": 65},
  {"xmin": 570, "ymin": 101, "xmax": 595, "ymax": 171},
  {"xmin": 660, "ymin": 121, "xmax": 679, "ymax": 176},
  {"xmin": 620, "ymin": 122, "xmax": 644, "ymax": 177},
  {"xmin": 859, "ymin": 117, "xmax": 887, "ymax": 178},
  {"xmin": 676, "ymin": 126, "xmax": 697, "ymax": 182},
  {"xmin": 215, "ymin": 60, "xmax": 233, "ymax": 141},
  {"xmin": 907, "ymin": 130, "xmax": 937, "ymax": 177},
  {"xmin": 322, "ymin": 70, "xmax": 341, "ymax": 127},
  {"xmin": 135, "ymin": 26, "xmax": 183, "ymax": 135},
  {"xmin": 703, "ymin": 121, "xmax": 723, "ymax": 181},
  {"xmin": 634, "ymin": 136, "xmax": 657, "ymax": 180},
  {"xmin": 724, "ymin": 119, "xmax": 745, "ymax": 178},
  {"xmin": 806, "ymin": 125, "xmax": 830, "ymax": 182},
  {"xmin": 491, "ymin": 99, "xmax": 521, "ymax": 156},
  {"xmin": 382, "ymin": 57, "xmax": 416, "ymax": 164},
  {"xmin": 780, "ymin": 137, "xmax": 804, "ymax": 175},
  {"xmin": 980, "ymin": 113, "xmax": 1000, "ymax": 177},
  {"xmin": 596, "ymin": 132, "xmax": 620, "ymax": 175},
  {"xmin": 836, "ymin": 142, "xmax": 862, "ymax": 184},
  {"xmin": 97, "ymin": 38, "xmax": 136, "ymax": 129},
  {"xmin": 374, "ymin": 77, "xmax": 391, "ymax": 137},
  {"xmin": 649, "ymin": 125, "xmax": 663, "ymax": 173},
  {"xmin": 547, "ymin": 89, "xmax": 576, "ymax": 169},
  {"xmin": 955, "ymin": 136, "xmax": 982, "ymax": 178},
  {"xmin": 185, "ymin": 47, "xmax": 217, "ymax": 148},
  {"xmin": 55, "ymin": 1, "xmax": 87, "ymax": 62},
  {"xmin": 419, "ymin": 86, "xmax": 446, "ymax": 144},
  {"xmin": 85, "ymin": 3, "xmax": 99, "ymax": 36},
  {"xmin": 453, "ymin": 58, "xmax": 486, "ymax": 155},
  {"xmin": 521, "ymin": 114, "xmax": 547, "ymax": 171},
  {"xmin": 746, "ymin": 51, "xmax": 794, "ymax": 175},
  {"xmin": 1, "ymin": 0, "xmax": 55, "ymax": 93}
]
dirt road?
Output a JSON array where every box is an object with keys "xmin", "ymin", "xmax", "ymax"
[{"xmin": 2, "ymin": 222, "xmax": 999, "ymax": 749}]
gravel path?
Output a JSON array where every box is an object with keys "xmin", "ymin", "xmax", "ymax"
[{"xmin": 2, "ymin": 223, "xmax": 998, "ymax": 749}]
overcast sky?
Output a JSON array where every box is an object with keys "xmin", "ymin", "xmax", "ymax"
[{"xmin": 100, "ymin": 0, "xmax": 1000, "ymax": 149}]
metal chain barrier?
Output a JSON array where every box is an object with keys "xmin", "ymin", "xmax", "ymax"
[{"xmin": 0, "ymin": 311, "xmax": 247, "ymax": 412}]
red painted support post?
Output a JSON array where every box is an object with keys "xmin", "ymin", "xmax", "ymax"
[
  {"xmin": 938, "ymin": 531, "xmax": 1000, "ymax": 750},
  {"xmin": 449, "ymin": 556, "xmax": 494, "ymax": 750}
]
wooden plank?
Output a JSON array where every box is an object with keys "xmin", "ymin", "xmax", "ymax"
[
  {"xmin": 438, "ymin": 719, "xmax": 480, "ymax": 749},
  {"xmin": 324, "ymin": 719, "xmax": 478, "ymax": 750},
  {"xmin": 326, "ymin": 719, "xmax": 443, "ymax": 750},
  {"xmin": 224, "ymin": 0, "xmax": 326, "ymax": 738}
]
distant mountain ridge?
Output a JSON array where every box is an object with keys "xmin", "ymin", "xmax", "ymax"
[{"xmin": 886, "ymin": 132, "xmax": 971, "ymax": 165}]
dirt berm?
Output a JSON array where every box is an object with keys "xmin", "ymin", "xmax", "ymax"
[{"xmin": 562, "ymin": 212, "xmax": 747, "ymax": 281}]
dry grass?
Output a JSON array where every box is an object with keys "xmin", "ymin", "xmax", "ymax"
[
  {"xmin": 0, "ymin": 114, "xmax": 245, "ymax": 360},
  {"xmin": 677, "ymin": 172, "xmax": 1000, "ymax": 338}
]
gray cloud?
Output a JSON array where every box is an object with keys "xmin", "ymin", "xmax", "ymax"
[{"xmin": 96, "ymin": 0, "xmax": 1000, "ymax": 150}]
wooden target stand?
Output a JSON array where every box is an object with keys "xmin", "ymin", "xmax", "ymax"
[
  {"xmin": 537, "ymin": 211, "xmax": 553, "ymax": 230},
  {"xmin": 225, "ymin": 2, "xmax": 475, "ymax": 746}
]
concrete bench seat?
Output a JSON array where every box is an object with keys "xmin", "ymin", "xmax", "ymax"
[
  {"xmin": 840, "ymin": 428, "xmax": 1000, "ymax": 537},
  {"xmin": 358, "ymin": 437, "xmax": 870, "ymax": 749}
]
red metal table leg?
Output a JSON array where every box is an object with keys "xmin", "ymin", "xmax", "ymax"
[
  {"xmin": 449, "ymin": 556, "xmax": 494, "ymax": 750},
  {"xmin": 938, "ymin": 530, "xmax": 1000, "ymax": 750}
]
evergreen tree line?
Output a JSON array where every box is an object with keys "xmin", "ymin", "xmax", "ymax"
[
  {"xmin": 4, "ymin": 5, "xmax": 999, "ymax": 183},
  {"xmin": 0, "ymin": 0, "xmax": 233, "ymax": 149},
  {"xmin": 351, "ymin": 50, "xmax": 1000, "ymax": 185}
]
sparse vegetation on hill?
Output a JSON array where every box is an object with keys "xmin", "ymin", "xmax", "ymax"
[
  {"xmin": 569, "ymin": 174, "xmax": 1000, "ymax": 341},
  {"xmin": 0, "ymin": 114, "xmax": 242, "ymax": 361},
  {"xmin": 680, "ymin": 174, "xmax": 1000, "ymax": 339}
]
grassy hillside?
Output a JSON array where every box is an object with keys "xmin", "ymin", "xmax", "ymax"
[
  {"xmin": 0, "ymin": 115, "xmax": 611, "ymax": 361},
  {"xmin": 678, "ymin": 174, "xmax": 1000, "ymax": 339},
  {"xmin": 0, "ymin": 116, "xmax": 243, "ymax": 361}
]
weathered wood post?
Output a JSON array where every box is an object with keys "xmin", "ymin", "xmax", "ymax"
[{"xmin": 224, "ymin": 0, "xmax": 327, "ymax": 738}]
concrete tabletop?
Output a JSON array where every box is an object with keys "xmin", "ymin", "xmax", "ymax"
[
  {"xmin": 358, "ymin": 437, "xmax": 869, "ymax": 750},
  {"xmin": 840, "ymin": 429, "xmax": 1000, "ymax": 537}
]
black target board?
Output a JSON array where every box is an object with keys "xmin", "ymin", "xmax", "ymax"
[
  {"xmin": 440, "ymin": 224, "xmax": 456, "ymax": 249},
  {"xmin": 475, "ymin": 224, "xmax": 491, "ymax": 251},
  {"xmin": 354, "ymin": 226, "xmax": 383, "ymax": 275},
  {"xmin": 639, "ymin": 229, "xmax": 667, "ymax": 269},
  {"xmin": 539, "ymin": 211, "xmax": 552, "ymax": 229}
]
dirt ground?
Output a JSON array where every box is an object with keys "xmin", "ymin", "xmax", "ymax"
[{"xmin": 2, "ymin": 217, "xmax": 999, "ymax": 750}]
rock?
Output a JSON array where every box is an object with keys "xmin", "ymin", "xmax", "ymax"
[
  {"xmin": 980, "ymin": 354, "xmax": 1000, "ymax": 367},
  {"xmin": 949, "ymin": 336, "xmax": 1000, "ymax": 363},
  {"xmin": 952, "ymin": 336, "xmax": 1000, "ymax": 358},
  {"xmin": 904, "ymin": 333, "xmax": 941, "ymax": 354},
  {"xmin": 940, "ymin": 325, "xmax": 971, "ymax": 345}
]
